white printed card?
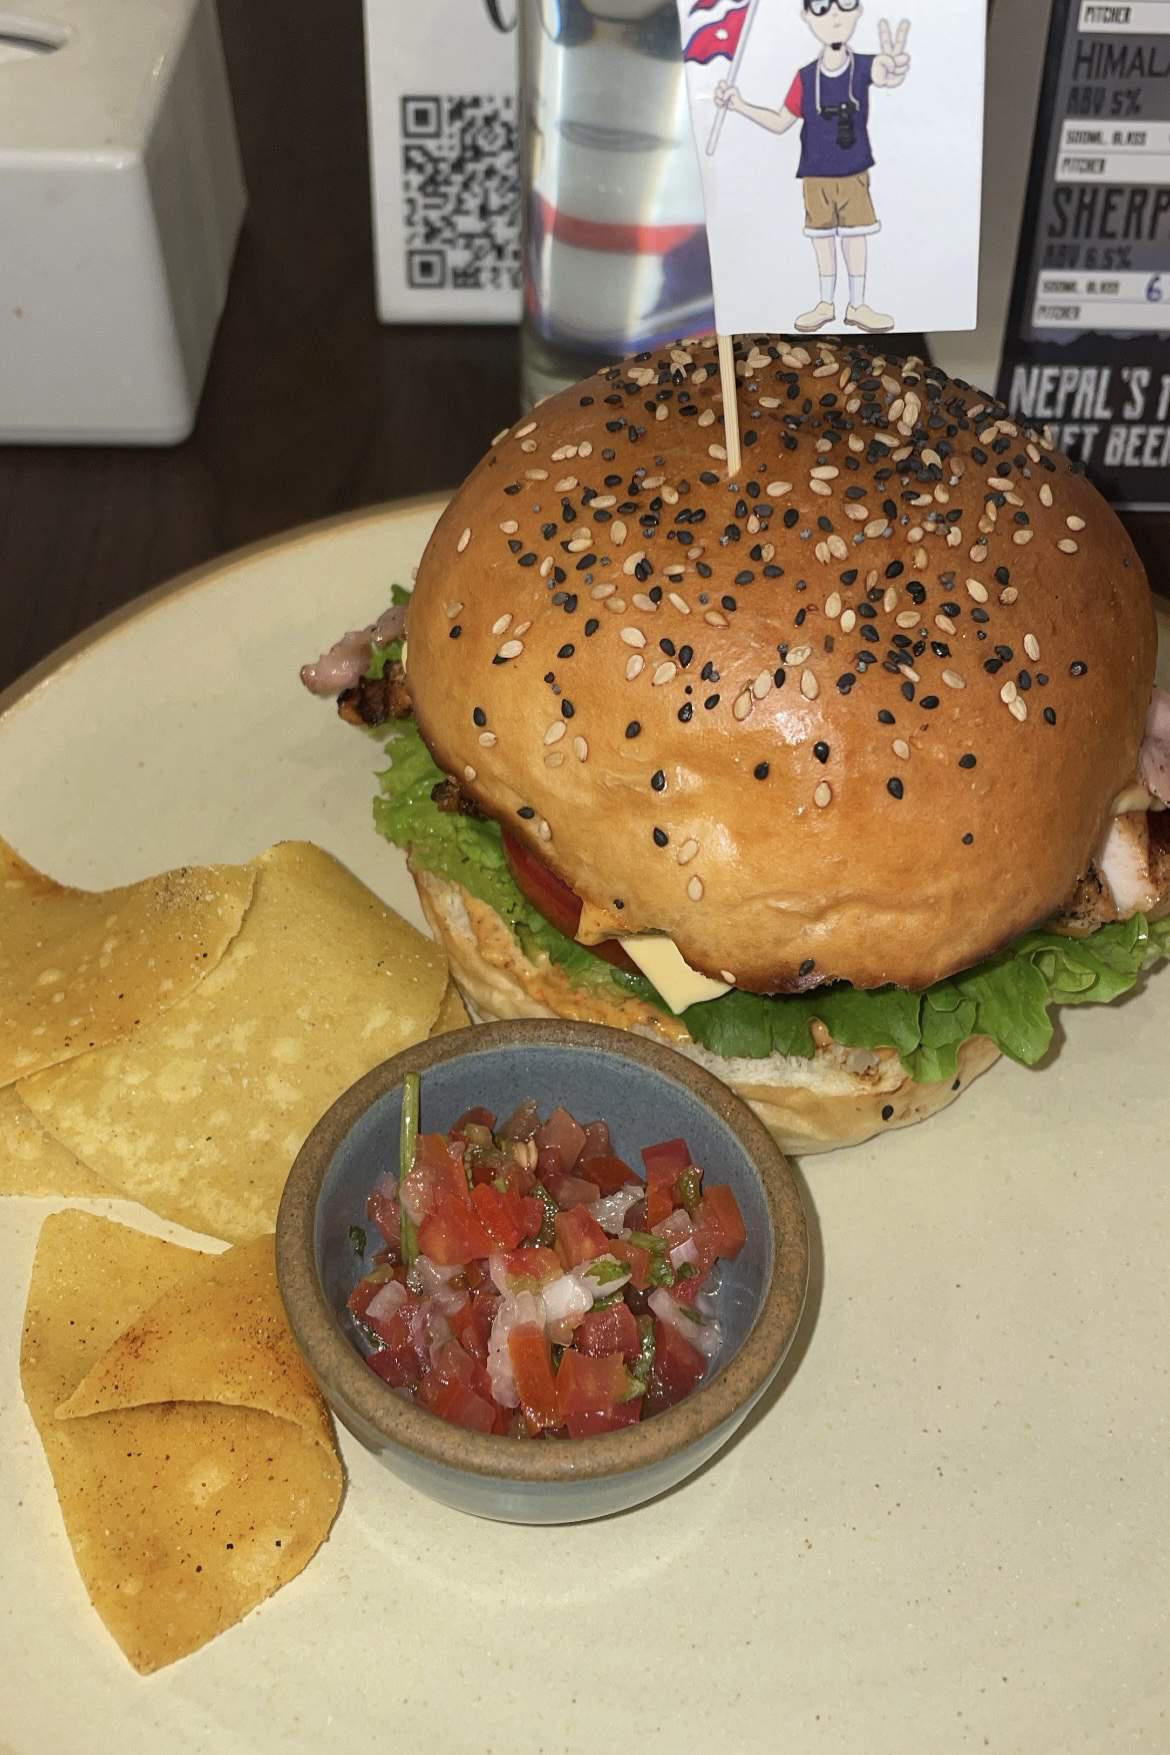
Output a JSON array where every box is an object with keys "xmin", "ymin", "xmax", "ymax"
[{"xmin": 675, "ymin": 0, "xmax": 986, "ymax": 337}]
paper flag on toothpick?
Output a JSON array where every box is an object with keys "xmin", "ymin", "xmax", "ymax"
[{"xmin": 674, "ymin": 0, "xmax": 986, "ymax": 339}]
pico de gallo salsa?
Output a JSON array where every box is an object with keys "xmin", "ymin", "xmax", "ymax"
[{"xmin": 346, "ymin": 1074, "xmax": 748, "ymax": 1438}]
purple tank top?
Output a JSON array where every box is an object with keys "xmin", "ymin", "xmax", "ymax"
[{"xmin": 796, "ymin": 53, "xmax": 874, "ymax": 180}]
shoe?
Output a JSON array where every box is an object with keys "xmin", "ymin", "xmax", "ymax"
[
  {"xmin": 793, "ymin": 301, "xmax": 836, "ymax": 334},
  {"xmin": 845, "ymin": 302, "xmax": 894, "ymax": 332}
]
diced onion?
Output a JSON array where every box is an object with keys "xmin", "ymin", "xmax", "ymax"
[
  {"xmin": 587, "ymin": 1186, "xmax": 645, "ymax": 1236},
  {"xmin": 648, "ymin": 1288, "xmax": 723, "ymax": 1361},
  {"xmin": 410, "ymin": 1255, "xmax": 464, "ymax": 1296},
  {"xmin": 486, "ymin": 1291, "xmax": 545, "ymax": 1407},
  {"xmin": 364, "ymin": 1279, "xmax": 407, "ymax": 1324},
  {"xmin": 669, "ymin": 1237, "xmax": 700, "ymax": 1271},
  {"xmin": 544, "ymin": 1271, "xmax": 595, "ymax": 1328}
]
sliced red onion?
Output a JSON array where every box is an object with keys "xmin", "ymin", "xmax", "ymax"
[
  {"xmin": 669, "ymin": 1236, "xmax": 701, "ymax": 1271},
  {"xmin": 587, "ymin": 1185, "xmax": 645, "ymax": 1236},
  {"xmin": 364, "ymin": 1279, "xmax": 408, "ymax": 1325},
  {"xmin": 298, "ymin": 602, "xmax": 407, "ymax": 696}
]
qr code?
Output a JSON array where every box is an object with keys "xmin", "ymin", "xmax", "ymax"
[{"xmin": 401, "ymin": 94, "xmax": 520, "ymax": 294}]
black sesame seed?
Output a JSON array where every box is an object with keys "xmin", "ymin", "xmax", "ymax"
[
  {"xmin": 558, "ymin": 644, "xmax": 575, "ymax": 659},
  {"xmin": 450, "ymin": 625, "xmax": 462, "ymax": 639},
  {"xmin": 959, "ymin": 753, "xmax": 976, "ymax": 769},
  {"xmin": 774, "ymin": 667, "xmax": 786, "ymax": 689},
  {"xmin": 472, "ymin": 707, "xmax": 487, "ymax": 727},
  {"xmin": 678, "ymin": 703, "xmax": 693, "ymax": 723},
  {"xmin": 584, "ymin": 618, "xmax": 599, "ymax": 637},
  {"xmin": 962, "ymin": 832, "xmax": 974, "ymax": 845},
  {"xmin": 519, "ymin": 552, "xmax": 537, "ymax": 567},
  {"xmin": 625, "ymin": 720, "xmax": 641, "ymax": 739},
  {"xmin": 704, "ymin": 693, "xmax": 721, "ymax": 710},
  {"xmin": 653, "ymin": 827, "xmax": 668, "ymax": 847},
  {"xmin": 784, "ymin": 508, "xmax": 800, "ymax": 528},
  {"xmin": 881, "ymin": 1104, "xmax": 894, "ymax": 1121},
  {"xmin": 813, "ymin": 741, "xmax": 830, "ymax": 764},
  {"xmin": 920, "ymin": 695, "xmax": 940, "ymax": 710},
  {"xmin": 735, "ymin": 570, "xmax": 754, "ymax": 586},
  {"xmin": 799, "ymin": 959, "xmax": 816, "ymax": 978},
  {"xmin": 887, "ymin": 777, "xmax": 905, "ymax": 799},
  {"xmin": 884, "ymin": 560, "xmax": 904, "ymax": 579},
  {"xmin": 1070, "ymin": 661, "xmax": 1088, "ymax": 677},
  {"xmin": 878, "ymin": 709, "xmax": 896, "ymax": 725},
  {"xmin": 517, "ymin": 807, "xmax": 535, "ymax": 820},
  {"xmin": 1043, "ymin": 706, "xmax": 1057, "ymax": 725},
  {"xmin": 753, "ymin": 762, "xmax": 770, "ymax": 780},
  {"xmin": 651, "ymin": 770, "xmax": 666, "ymax": 792}
]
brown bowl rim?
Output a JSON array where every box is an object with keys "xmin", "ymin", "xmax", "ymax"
[{"xmin": 276, "ymin": 1019, "xmax": 809, "ymax": 1484}]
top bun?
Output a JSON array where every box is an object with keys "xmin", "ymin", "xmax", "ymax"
[{"xmin": 405, "ymin": 335, "xmax": 1156, "ymax": 993}]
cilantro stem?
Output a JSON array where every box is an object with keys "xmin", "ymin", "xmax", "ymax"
[{"xmin": 399, "ymin": 1070, "xmax": 420, "ymax": 1268}]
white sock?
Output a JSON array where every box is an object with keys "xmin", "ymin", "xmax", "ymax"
[
  {"xmin": 848, "ymin": 272, "xmax": 865, "ymax": 307},
  {"xmin": 818, "ymin": 273, "xmax": 836, "ymax": 307}
]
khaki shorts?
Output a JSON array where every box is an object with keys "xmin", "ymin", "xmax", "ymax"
[{"xmin": 802, "ymin": 171, "xmax": 880, "ymax": 238}]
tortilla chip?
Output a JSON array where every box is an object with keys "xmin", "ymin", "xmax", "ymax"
[
  {"xmin": 1, "ymin": 837, "xmax": 254, "ymax": 1088},
  {"xmin": 20, "ymin": 842, "xmax": 450, "ymax": 1241},
  {"xmin": 0, "ymin": 1085, "xmax": 118, "ymax": 1197},
  {"xmin": 21, "ymin": 1211, "xmax": 343, "ymax": 1674},
  {"xmin": 430, "ymin": 980, "xmax": 470, "ymax": 1037}
]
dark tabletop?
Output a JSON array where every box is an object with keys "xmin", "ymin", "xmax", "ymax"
[{"xmin": 0, "ymin": 0, "xmax": 1165, "ymax": 698}]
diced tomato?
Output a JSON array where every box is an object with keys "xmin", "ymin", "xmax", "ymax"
[
  {"xmin": 556, "ymin": 1349, "xmax": 631, "ymax": 1420},
  {"xmin": 642, "ymin": 1139, "xmax": 690, "ymax": 1226},
  {"xmin": 610, "ymin": 1237, "xmax": 653, "ymax": 1291},
  {"xmin": 582, "ymin": 1154, "xmax": 640, "ymax": 1197},
  {"xmin": 649, "ymin": 1317, "xmax": 707, "ymax": 1410},
  {"xmin": 575, "ymin": 1300, "xmax": 640, "ymax": 1361},
  {"xmin": 552, "ymin": 1174, "xmax": 603, "ymax": 1210},
  {"xmin": 417, "ymin": 1194, "xmax": 494, "ymax": 1265},
  {"xmin": 577, "ymin": 1120, "xmax": 611, "ymax": 1164},
  {"xmin": 427, "ymin": 1337, "xmax": 478, "ymax": 1390},
  {"xmin": 418, "ymin": 1371, "xmax": 496, "ymax": 1433},
  {"xmin": 498, "ymin": 1245, "xmax": 563, "ymax": 1289},
  {"xmin": 537, "ymin": 1143, "xmax": 563, "ymax": 1184},
  {"xmin": 447, "ymin": 1289, "xmax": 499, "ymax": 1365},
  {"xmin": 669, "ymin": 1250, "xmax": 715, "ymax": 1306},
  {"xmin": 536, "ymin": 1106, "xmax": 586, "ymax": 1172},
  {"xmin": 366, "ymin": 1181, "xmax": 401, "ymax": 1250},
  {"xmin": 554, "ymin": 1206, "xmax": 610, "ymax": 1268},
  {"xmin": 451, "ymin": 1106, "xmax": 495, "ymax": 1137},
  {"xmin": 401, "ymin": 1131, "xmax": 471, "ymax": 1222},
  {"xmin": 367, "ymin": 1346, "xmax": 417, "ymax": 1390},
  {"xmin": 564, "ymin": 1398, "xmax": 642, "ymax": 1438},
  {"xmin": 507, "ymin": 1323, "xmax": 560, "ymax": 1432},
  {"xmin": 470, "ymin": 1182, "xmax": 543, "ymax": 1250},
  {"xmin": 357, "ymin": 1287, "xmax": 424, "ymax": 1387},
  {"xmin": 347, "ymin": 1270, "xmax": 403, "ymax": 1323},
  {"xmin": 694, "ymin": 1184, "xmax": 747, "ymax": 1260}
]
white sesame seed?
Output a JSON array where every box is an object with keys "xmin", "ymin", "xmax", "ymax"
[
  {"xmin": 1014, "ymin": 529, "xmax": 1035, "ymax": 545},
  {"xmin": 827, "ymin": 535, "xmax": 848, "ymax": 561},
  {"xmin": 590, "ymin": 495, "xmax": 616, "ymax": 509},
  {"xmin": 515, "ymin": 420, "xmax": 536, "ymax": 438},
  {"xmin": 752, "ymin": 669, "xmax": 773, "ymax": 700},
  {"xmin": 457, "ymin": 526, "xmax": 472, "ymax": 553},
  {"xmin": 625, "ymin": 654, "xmax": 645, "ymax": 680},
  {"xmin": 969, "ymin": 543, "xmax": 988, "ymax": 563},
  {"xmin": 708, "ymin": 444, "xmax": 727, "ymax": 461},
  {"xmin": 669, "ymin": 592, "xmax": 691, "ymax": 616},
  {"xmin": 883, "ymin": 587, "xmax": 899, "ymax": 614},
  {"xmin": 498, "ymin": 640, "xmax": 523, "ymax": 660},
  {"xmin": 893, "ymin": 738, "xmax": 910, "ymax": 759},
  {"xmin": 1009, "ymin": 697, "xmax": 1028, "ymax": 722},
  {"xmin": 655, "ymin": 405, "xmax": 668, "ymax": 421},
  {"xmin": 540, "ymin": 557, "xmax": 554, "ymax": 578},
  {"xmin": 898, "ymin": 666, "xmax": 921, "ymax": 684},
  {"xmin": 814, "ymin": 781, "xmax": 832, "ymax": 808},
  {"xmin": 942, "ymin": 669, "xmax": 965, "ymax": 690},
  {"xmin": 662, "ymin": 486, "xmax": 679, "ymax": 505},
  {"xmin": 545, "ymin": 751, "xmax": 564, "ymax": 769},
  {"xmin": 578, "ymin": 441, "xmax": 593, "ymax": 457},
  {"xmin": 719, "ymin": 970, "xmax": 736, "ymax": 984},
  {"xmin": 733, "ymin": 691, "xmax": 753, "ymax": 722},
  {"xmin": 513, "ymin": 621, "xmax": 531, "ymax": 637},
  {"xmin": 915, "ymin": 546, "xmax": 929, "ymax": 567},
  {"xmin": 765, "ymin": 481, "xmax": 792, "ymax": 496},
  {"xmin": 809, "ymin": 479, "xmax": 833, "ymax": 497},
  {"xmin": 1039, "ymin": 483, "xmax": 1053, "ymax": 507},
  {"xmin": 705, "ymin": 610, "xmax": 728, "ymax": 628},
  {"xmin": 478, "ymin": 731, "xmax": 497, "ymax": 748},
  {"xmin": 864, "ymin": 518, "xmax": 889, "ymax": 539},
  {"xmin": 653, "ymin": 662, "xmax": 677, "ymax": 686},
  {"xmin": 966, "ymin": 578, "xmax": 989, "ymax": 603},
  {"xmin": 1000, "ymin": 680, "xmax": 1018, "ymax": 705},
  {"xmin": 623, "ymin": 551, "xmax": 646, "ymax": 576},
  {"xmin": 1066, "ymin": 514, "xmax": 1086, "ymax": 531},
  {"xmin": 499, "ymin": 519, "xmax": 518, "ymax": 534},
  {"xmin": 524, "ymin": 468, "xmax": 549, "ymax": 481},
  {"xmin": 840, "ymin": 609, "xmax": 857, "ymax": 634},
  {"xmin": 935, "ymin": 614, "xmax": 956, "ymax": 635},
  {"xmin": 677, "ymin": 838, "xmax": 700, "ymax": 866},
  {"xmin": 444, "ymin": 600, "xmax": 463, "ymax": 619},
  {"xmin": 551, "ymin": 444, "xmax": 577, "ymax": 462},
  {"xmin": 800, "ymin": 670, "xmax": 820, "ymax": 700},
  {"xmin": 464, "ymin": 766, "xmax": 477, "ymax": 783},
  {"xmin": 988, "ymin": 475, "xmax": 1012, "ymax": 491},
  {"xmin": 698, "ymin": 409, "xmax": 716, "ymax": 428},
  {"xmin": 999, "ymin": 586, "xmax": 1019, "ymax": 605},
  {"xmin": 538, "ymin": 819, "xmax": 552, "ymax": 842},
  {"xmin": 632, "ymin": 593, "xmax": 657, "ymax": 613},
  {"xmin": 814, "ymin": 541, "xmax": 830, "ymax": 565},
  {"xmin": 896, "ymin": 610, "xmax": 920, "ymax": 629},
  {"xmin": 554, "ymin": 476, "xmax": 578, "ymax": 492},
  {"xmin": 825, "ymin": 592, "xmax": 843, "ymax": 620},
  {"xmin": 544, "ymin": 722, "xmax": 566, "ymax": 745},
  {"xmin": 573, "ymin": 736, "xmax": 588, "ymax": 762},
  {"xmin": 591, "ymin": 583, "xmax": 615, "ymax": 600},
  {"xmin": 1056, "ymin": 537, "xmax": 1078, "ymax": 553},
  {"xmin": 611, "ymin": 520, "xmax": 628, "ymax": 546},
  {"xmin": 491, "ymin": 613, "xmax": 512, "ymax": 636},
  {"xmin": 520, "ymin": 439, "xmax": 537, "ymax": 454},
  {"xmin": 687, "ymin": 876, "xmax": 704, "ymax": 902},
  {"xmin": 620, "ymin": 627, "xmax": 646, "ymax": 649},
  {"xmin": 1024, "ymin": 633, "xmax": 1040, "ymax": 661},
  {"xmin": 491, "ymin": 427, "xmax": 509, "ymax": 446}
]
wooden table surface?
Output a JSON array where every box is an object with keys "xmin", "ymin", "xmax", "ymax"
[{"xmin": 0, "ymin": 0, "xmax": 1166, "ymax": 698}]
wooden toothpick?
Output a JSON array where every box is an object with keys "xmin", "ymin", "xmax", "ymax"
[{"xmin": 717, "ymin": 332, "xmax": 742, "ymax": 480}]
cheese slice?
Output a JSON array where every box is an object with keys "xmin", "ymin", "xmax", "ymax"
[{"xmin": 619, "ymin": 935, "xmax": 731, "ymax": 1014}]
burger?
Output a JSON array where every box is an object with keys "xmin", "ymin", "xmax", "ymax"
[{"xmin": 303, "ymin": 335, "xmax": 1170, "ymax": 1153}]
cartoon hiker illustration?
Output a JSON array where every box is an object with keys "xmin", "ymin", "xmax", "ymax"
[{"xmin": 712, "ymin": 2, "xmax": 911, "ymax": 334}]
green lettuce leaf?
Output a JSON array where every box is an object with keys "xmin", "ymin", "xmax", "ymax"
[{"xmin": 372, "ymin": 714, "xmax": 1170, "ymax": 1082}]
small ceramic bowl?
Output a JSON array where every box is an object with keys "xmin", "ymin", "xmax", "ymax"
[{"xmin": 276, "ymin": 1019, "xmax": 808, "ymax": 1524}]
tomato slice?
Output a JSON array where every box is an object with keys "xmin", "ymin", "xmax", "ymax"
[
  {"xmin": 508, "ymin": 1324, "xmax": 560, "ymax": 1432},
  {"xmin": 694, "ymin": 1184, "xmax": 747, "ymax": 1260},
  {"xmin": 501, "ymin": 831, "xmax": 638, "ymax": 974}
]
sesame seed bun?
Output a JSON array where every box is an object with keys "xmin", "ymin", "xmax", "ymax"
[
  {"xmin": 412, "ymin": 866, "xmax": 1002, "ymax": 1155},
  {"xmin": 405, "ymin": 335, "xmax": 1157, "ymax": 993}
]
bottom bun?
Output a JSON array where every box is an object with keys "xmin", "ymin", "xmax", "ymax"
[{"xmin": 412, "ymin": 866, "xmax": 1001, "ymax": 1155}]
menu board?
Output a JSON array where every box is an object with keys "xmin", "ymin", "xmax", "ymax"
[{"xmin": 998, "ymin": 0, "xmax": 1170, "ymax": 507}]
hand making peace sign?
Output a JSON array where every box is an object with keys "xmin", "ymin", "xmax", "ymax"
[{"xmin": 873, "ymin": 18, "xmax": 911, "ymax": 88}]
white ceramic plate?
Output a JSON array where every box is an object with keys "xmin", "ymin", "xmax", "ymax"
[{"xmin": 1, "ymin": 501, "xmax": 1167, "ymax": 1753}]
